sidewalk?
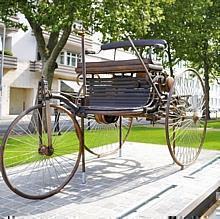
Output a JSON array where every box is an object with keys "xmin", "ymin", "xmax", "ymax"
[
  {"xmin": 0, "ymin": 116, "xmax": 17, "ymax": 135},
  {"xmin": 0, "ymin": 115, "xmax": 17, "ymax": 126},
  {"xmin": 0, "ymin": 142, "xmax": 219, "ymax": 218}
]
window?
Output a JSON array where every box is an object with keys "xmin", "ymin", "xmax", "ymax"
[
  {"xmin": 58, "ymin": 51, "xmax": 81, "ymax": 67},
  {"xmin": 0, "ymin": 35, "xmax": 12, "ymax": 55},
  {"xmin": 60, "ymin": 52, "xmax": 65, "ymax": 64},
  {"xmin": 0, "ymin": 35, "xmax": 2, "ymax": 51}
]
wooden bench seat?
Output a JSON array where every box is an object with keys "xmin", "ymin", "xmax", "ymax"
[{"xmin": 76, "ymin": 58, "xmax": 162, "ymax": 74}]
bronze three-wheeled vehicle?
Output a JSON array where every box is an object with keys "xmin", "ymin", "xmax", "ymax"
[{"xmin": 0, "ymin": 33, "xmax": 208, "ymax": 199}]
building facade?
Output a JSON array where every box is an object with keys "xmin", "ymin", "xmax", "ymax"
[{"xmin": 0, "ymin": 16, "xmax": 135, "ymax": 118}]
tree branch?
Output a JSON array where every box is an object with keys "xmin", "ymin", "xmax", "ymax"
[
  {"xmin": 211, "ymin": 72, "xmax": 220, "ymax": 85},
  {"xmin": 26, "ymin": 17, "xmax": 48, "ymax": 61},
  {"xmin": 43, "ymin": 25, "xmax": 72, "ymax": 88},
  {"xmin": 48, "ymin": 25, "xmax": 72, "ymax": 64},
  {"xmin": 47, "ymin": 31, "xmax": 59, "ymax": 56}
]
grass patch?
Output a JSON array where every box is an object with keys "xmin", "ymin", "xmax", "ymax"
[
  {"xmin": 203, "ymin": 131, "xmax": 220, "ymax": 150},
  {"xmin": 128, "ymin": 127, "xmax": 166, "ymax": 145},
  {"xmin": 207, "ymin": 120, "xmax": 220, "ymax": 129},
  {"xmin": 4, "ymin": 132, "xmax": 80, "ymax": 167},
  {"xmin": 3, "ymin": 128, "xmax": 121, "ymax": 167},
  {"xmin": 84, "ymin": 129, "xmax": 120, "ymax": 147},
  {"xmin": 1, "ymin": 121, "xmax": 219, "ymax": 168},
  {"xmin": 128, "ymin": 126, "xmax": 220, "ymax": 150}
]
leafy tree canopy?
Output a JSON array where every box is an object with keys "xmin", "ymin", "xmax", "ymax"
[
  {"xmin": 145, "ymin": 0, "xmax": 220, "ymax": 117},
  {"xmin": 146, "ymin": 0, "xmax": 219, "ymax": 74},
  {"xmin": 0, "ymin": 0, "xmax": 174, "ymax": 88}
]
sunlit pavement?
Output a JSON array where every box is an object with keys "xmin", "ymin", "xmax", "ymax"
[{"xmin": 0, "ymin": 142, "xmax": 219, "ymax": 218}]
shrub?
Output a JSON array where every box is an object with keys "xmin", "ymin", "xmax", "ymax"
[{"xmin": 0, "ymin": 49, "xmax": 13, "ymax": 56}]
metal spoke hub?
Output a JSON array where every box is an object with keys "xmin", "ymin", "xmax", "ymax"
[{"xmin": 38, "ymin": 145, "xmax": 54, "ymax": 156}]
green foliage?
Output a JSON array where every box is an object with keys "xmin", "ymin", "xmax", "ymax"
[
  {"xmin": 0, "ymin": 49, "xmax": 13, "ymax": 56},
  {"xmin": 91, "ymin": 0, "xmax": 174, "ymax": 42},
  {"xmin": 0, "ymin": 0, "xmax": 218, "ymax": 90},
  {"xmin": 142, "ymin": 0, "xmax": 219, "ymax": 118},
  {"xmin": 0, "ymin": 0, "xmax": 101, "ymax": 88},
  {"xmin": 0, "ymin": 0, "xmax": 175, "ymax": 88},
  {"xmin": 0, "ymin": 0, "xmax": 92, "ymax": 31},
  {"xmin": 146, "ymin": 0, "xmax": 220, "ymax": 72}
]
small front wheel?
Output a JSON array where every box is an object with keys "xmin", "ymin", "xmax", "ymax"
[
  {"xmin": 0, "ymin": 103, "xmax": 82, "ymax": 199},
  {"xmin": 83, "ymin": 115, "xmax": 132, "ymax": 157}
]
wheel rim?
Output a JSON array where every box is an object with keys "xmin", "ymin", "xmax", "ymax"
[
  {"xmin": 83, "ymin": 115, "xmax": 132, "ymax": 157},
  {"xmin": 165, "ymin": 68, "xmax": 208, "ymax": 166},
  {"xmin": 1, "ymin": 104, "xmax": 81, "ymax": 199}
]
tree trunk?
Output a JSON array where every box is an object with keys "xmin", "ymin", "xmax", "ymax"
[
  {"xmin": 167, "ymin": 43, "xmax": 174, "ymax": 77},
  {"xmin": 43, "ymin": 60, "xmax": 57, "ymax": 90},
  {"xmin": 202, "ymin": 40, "xmax": 211, "ymax": 120},
  {"xmin": 42, "ymin": 26, "xmax": 72, "ymax": 89},
  {"xmin": 203, "ymin": 57, "xmax": 211, "ymax": 120}
]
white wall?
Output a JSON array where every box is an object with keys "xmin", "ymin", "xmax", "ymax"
[
  {"xmin": 9, "ymin": 87, "xmax": 34, "ymax": 114},
  {"xmin": 210, "ymin": 82, "xmax": 220, "ymax": 111},
  {"xmin": 1, "ymin": 61, "xmax": 41, "ymax": 116},
  {"xmin": 10, "ymin": 13, "xmax": 37, "ymax": 61}
]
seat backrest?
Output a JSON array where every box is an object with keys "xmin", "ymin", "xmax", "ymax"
[
  {"xmin": 76, "ymin": 59, "xmax": 151, "ymax": 74},
  {"xmin": 85, "ymin": 76, "xmax": 152, "ymax": 108},
  {"xmin": 76, "ymin": 59, "xmax": 163, "ymax": 74}
]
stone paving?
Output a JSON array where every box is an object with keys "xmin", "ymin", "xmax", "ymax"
[{"xmin": 0, "ymin": 142, "xmax": 219, "ymax": 218}]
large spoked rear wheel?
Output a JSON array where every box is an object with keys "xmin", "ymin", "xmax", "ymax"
[
  {"xmin": 0, "ymin": 103, "xmax": 82, "ymax": 199},
  {"xmin": 165, "ymin": 68, "xmax": 208, "ymax": 167},
  {"xmin": 82, "ymin": 115, "xmax": 132, "ymax": 158}
]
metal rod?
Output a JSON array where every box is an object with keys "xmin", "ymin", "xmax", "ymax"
[
  {"xmin": 81, "ymin": 116, "xmax": 86, "ymax": 184},
  {"xmin": 45, "ymin": 100, "xmax": 52, "ymax": 146},
  {"xmin": 0, "ymin": 23, "xmax": 5, "ymax": 92},
  {"xmin": 81, "ymin": 32, "xmax": 86, "ymax": 97},
  {"xmin": 127, "ymin": 36, "xmax": 162, "ymax": 101},
  {"xmin": 0, "ymin": 23, "xmax": 6, "ymax": 118},
  {"xmin": 119, "ymin": 116, "xmax": 122, "ymax": 157},
  {"xmin": 38, "ymin": 105, "xmax": 43, "ymax": 146},
  {"xmin": 114, "ymin": 48, "xmax": 116, "ymax": 61}
]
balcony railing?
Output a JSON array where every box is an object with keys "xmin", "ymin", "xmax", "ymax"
[
  {"xmin": 55, "ymin": 64, "xmax": 76, "ymax": 74},
  {"xmin": 29, "ymin": 61, "xmax": 42, "ymax": 72},
  {"xmin": 30, "ymin": 61, "xmax": 77, "ymax": 79},
  {"xmin": 42, "ymin": 31, "xmax": 93, "ymax": 50},
  {"xmin": 67, "ymin": 34, "xmax": 93, "ymax": 49},
  {"xmin": 0, "ymin": 55, "xmax": 17, "ymax": 69}
]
